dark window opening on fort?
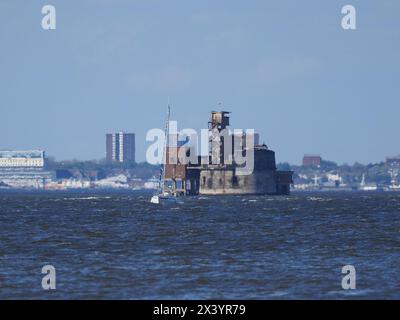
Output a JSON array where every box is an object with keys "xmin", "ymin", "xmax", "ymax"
[
  {"xmin": 202, "ymin": 176, "xmax": 206, "ymax": 186},
  {"xmin": 207, "ymin": 178, "xmax": 212, "ymax": 188},
  {"xmin": 219, "ymin": 178, "xmax": 223, "ymax": 186},
  {"xmin": 232, "ymin": 176, "xmax": 238, "ymax": 187}
]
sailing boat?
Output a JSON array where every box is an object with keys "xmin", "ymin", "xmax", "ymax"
[
  {"xmin": 150, "ymin": 105, "xmax": 177, "ymax": 204},
  {"xmin": 359, "ymin": 173, "xmax": 378, "ymax": 191}
]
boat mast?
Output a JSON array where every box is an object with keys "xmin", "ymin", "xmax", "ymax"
[{"xmin": 159, "ymin": 105, "xmax": 170, "ymax": 193}]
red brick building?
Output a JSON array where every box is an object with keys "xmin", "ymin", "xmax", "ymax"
[{"xmin": 302, "ymin": 154, "xmax": 322, "ymax": 167}]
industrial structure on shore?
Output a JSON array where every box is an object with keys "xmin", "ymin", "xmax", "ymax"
[{"xmin": 164, "ymin": 111, "xmax": 293, "ymax": 196}]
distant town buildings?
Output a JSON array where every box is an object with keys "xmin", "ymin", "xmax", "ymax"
[
  {"xmin": 0, "ymin": 150, "xmax": 53, "ymax": 188},
  {"xmin": 106, "ymin": 132, "xmax": 135, "ymax": 164},
  {"xmin": 302, "ymin": 154, "xmax": 322, "ymax": 167},
  {"xmin": 386, "ymin": 155, "xmax": 400, "ymax": 167},
  {"xmin": 0, "ymin": 150, "xmax": 45, "ymax": 167}
]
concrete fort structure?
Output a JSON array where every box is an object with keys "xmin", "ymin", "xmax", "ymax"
[
  {"xmin": 164, "ymin": 111, "xmax": 293, "ymax": 196},
  {"xmin": 198, "ymin": 145, "xmax": 291, "ymax": 195}
]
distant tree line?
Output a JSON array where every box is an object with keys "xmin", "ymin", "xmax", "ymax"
[
  {"xmin": 44, "ymin": 158, "xmax": 159, "ymax": 180},
  {"xmin": 277, "ymin": 160, "xmax": 393, "ymax": 185}
]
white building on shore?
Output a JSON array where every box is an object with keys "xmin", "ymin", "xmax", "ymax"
[
  {"xmin": 0, "ymin": 150, "xmax": 45, "ymax": 167},
  {"xmin": 0, "ymin": 150, "xmax": 53, "ymax": 188}
]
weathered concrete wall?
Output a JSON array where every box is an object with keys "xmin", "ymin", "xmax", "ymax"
[{"xmin": 199, "ymin": 169, "xmax": 277, "ymax": 195}]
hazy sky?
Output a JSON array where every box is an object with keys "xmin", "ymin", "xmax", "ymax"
[{"xmin": 0, "ymin": 0, "xmax": 399, "ymax": 164}]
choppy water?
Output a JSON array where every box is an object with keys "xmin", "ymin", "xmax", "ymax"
[{"xmin": 0, "ymin": 190, "xmax": 400, "ymax": 299}]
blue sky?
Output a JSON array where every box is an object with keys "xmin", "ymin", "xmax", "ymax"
[{"xmin": 0, "ymin": 0, "xmax": 399, "ymax": 164}]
